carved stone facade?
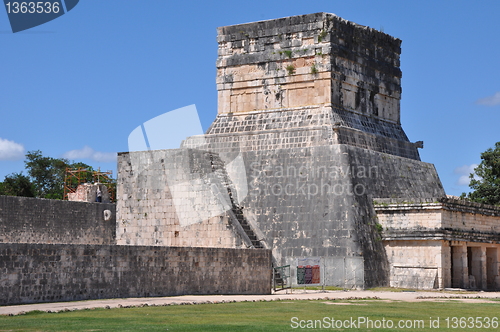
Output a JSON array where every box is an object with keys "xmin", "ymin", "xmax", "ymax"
[{"xmin": 211, "ymin": 12, "xmax": 418, "ymax": 160}]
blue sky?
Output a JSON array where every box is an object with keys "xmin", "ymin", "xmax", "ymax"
[{"xmin": 0, "ymin": 0, "xmax": 498, "ymax": 197}]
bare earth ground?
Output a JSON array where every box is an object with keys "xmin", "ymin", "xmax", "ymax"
[{"xmin": 1, "ymin": 290, "xmax": 500, "ymax": 315}]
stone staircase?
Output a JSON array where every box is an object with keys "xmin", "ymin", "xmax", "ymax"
[
  {"xmin": 208, "ymin": 152, "xmax": 287, "ymax": 287},
  {"xmin": 208, "ymin": 152, "xmax": 264, "ymax": 249},
  {"xmin": 229, "ymin": 200, "xmax": 263, "ymax": 249}
]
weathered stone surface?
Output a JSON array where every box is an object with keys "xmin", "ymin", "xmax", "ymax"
[
  {"xmin": 203, "ymin": 13, "xmax": 445, "ymax": 288},
  {"xmin": 0, "ymin": 195, "xmax": 115, "ymax": 245},
  {"xmin": 68, "ymin": 183, "xmax": 111, "ymax": 203},
  {"xmin": 384, "ymin": 240, "xmax": 446, "ymax": 289},
  {"xmin": 116, "ymin": 13, "xmax": 447, "ymax": 289},
  {"xmin": 117, "ymin": 144, "xmax": 444, "ymax": 288},
  {"xmin": 211, "ymin": 145, "xmax": 443, "ymax": 288},
  {"xmin": 213, "ymin": 12, "xmax": 413, "ymax": 159},
  {"xmin": 116, "ymin": 149, "xmax": 248, "ymax": 247},
  {"xmin": 0, "ymin": 243, "xmax": 272, "ymax": 305}
]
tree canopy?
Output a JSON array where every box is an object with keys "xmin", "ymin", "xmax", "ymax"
[
  {"xmin": 0, "ymin": 172, "xmax": 35, "ymax": 197},
  {"xmin": 24, "ymin": 150, "xmax": 70, "ymax": 199},
  {"xmin": 461, "ymin": 142, "xmax": 500, "ymax": 206}
]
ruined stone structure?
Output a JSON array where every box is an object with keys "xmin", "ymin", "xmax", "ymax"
[
  {"xmin": 212, "ymin": 12, "xmax": 418, "ymax": 159},
  {"xmin": 117, "ymin": 13, "xmax": 447, "ymax": 288},
  {"xmin": 0, "ymin": 242, "xmax": 270, "ymax": 305},
  {"xmin": 68, "ymin": 183, "xmax": 111, "ymax": 203},
  {"xmin": 376, "ymin": 197, "xmax": 500, "ymax": 289},
  {"xmin": 117, "ymin": 13, "xmax": 500, "ymax": 290}
]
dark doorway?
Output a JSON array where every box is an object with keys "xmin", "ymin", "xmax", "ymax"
[
  {"xmin": 468, "ymin": 247, "xmax": 482, "ymax": 289},
  {"xmin": 486, "ymin": 248, "xmax": 497, "ymax": 290},
  {"xmin": 451, "ymin": 246, "xmax": 465, "ymax": 288}
]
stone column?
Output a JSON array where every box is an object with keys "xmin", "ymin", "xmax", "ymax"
[
  {"xmin": 451, "ymin": 242, "xmax": 467, "ymax": 288},
  {"xmin": 441, "ymin": 241, "xmax": 451, "ymax": 288},
  {"xmin": 480, "ymin": 246, "xmax": 487, "ymax": 290},
  {"xmin": 461, "ymin": 244, "xmax": 469, "ymax": 289}
]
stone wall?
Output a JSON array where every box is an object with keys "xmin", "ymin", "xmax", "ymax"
[
  {"xmin": 0, "ymin": 195, "xmax": 115, "ymax": 245},
  {"xmin": 441, "ymin": 198, "xmax": 500, "ymax": 234},
  {"xmin": 384, "ymin": 240, "xmax": 446, "ymax": 289},
  {"xmin": 116, "ymin": 149, "xmax": 247, "ymax": 247},
  {"xmin": 374, "ymin": 202, "xmax": 441, "ymax": 230},
  {"xmin": 0, "ymin": 243, "xmax": 272, "ymax": 305}
]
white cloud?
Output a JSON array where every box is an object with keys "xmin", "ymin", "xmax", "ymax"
[
  {"xmin": 62, "ymin": 146, "xmax": 117, "ymax": 163},
  {"xmin": 454, "ymin": 164, "xmax": 479, "ymax": 186},
  {"xmin": 0, "ymin": 138, "xmax": 25, "ymax": 161},
  {"xmin": 476, "ymin": 92, "xmax": 500, "ymax": 106}
]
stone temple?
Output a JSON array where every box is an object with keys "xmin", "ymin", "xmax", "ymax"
[{"xmin": 117, "ymin": 13, "xmax": 500, "ymax": 290}]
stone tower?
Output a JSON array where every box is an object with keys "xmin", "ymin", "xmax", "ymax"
[
  {"xmin": 211, "ymin": 12, "xmax": 418, "ymax": 160},
  {"xmin": 117, "ymin": 13, "xmax": 445, "ymax": 288}
]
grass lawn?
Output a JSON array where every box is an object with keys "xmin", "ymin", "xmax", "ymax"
[{"xmin": 0, "ymin": 299, "xmax": 499, "ymax": 331}]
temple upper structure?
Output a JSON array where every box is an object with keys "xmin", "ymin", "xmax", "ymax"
[{"xmin": 209, "ymin": 12, "xmax": 420, "ymax": 160}]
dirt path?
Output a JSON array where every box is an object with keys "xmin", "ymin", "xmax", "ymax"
[{"xmin": 1, "ymin": 290, "xmax": 499, "ymax": 316}]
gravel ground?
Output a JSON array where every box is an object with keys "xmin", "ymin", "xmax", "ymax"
[{"xmin": 1, "ymin": 289, "xmax": 500, "ymax": 316}]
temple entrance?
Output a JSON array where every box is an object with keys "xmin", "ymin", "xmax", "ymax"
[{"xmin": 451, "ymin": 244, "xmax": 499, "ymax": 290}]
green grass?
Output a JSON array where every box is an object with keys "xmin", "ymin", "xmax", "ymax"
[{"xmin": 1, "ymin": 300, "xmax": 499, "ymax": 331}]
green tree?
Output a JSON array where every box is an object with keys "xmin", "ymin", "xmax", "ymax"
[
  {"xmin": 462, "ymin": 142, "xmax": 500, "ymax": 206},
  {"xmin": 0, "ymin": 172, "xmax": 35, "ymax": 197},
  {"xmin": 24, "ymin": 150, "xmax": 70, "ymax": 199}
]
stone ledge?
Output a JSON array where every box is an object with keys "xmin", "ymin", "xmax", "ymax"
[
  {"xmin": 217, "ymin": 13, "xmax": 400, "ymax": 47},
  {"xmin": 374, "ymin": 197, "xmax": 500, "ymax": 217},
  {"xmin": 383, "ymin": 228, "xmax": 500, "ymax": 244},
  {"xmin": 439, "ymin": 197, "xmax": 500, "ymax": 216}
]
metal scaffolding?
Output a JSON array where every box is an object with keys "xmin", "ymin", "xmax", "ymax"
[{"xmin": 63, "ymin": 167, "xmax": 115, "ymax": 202}]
